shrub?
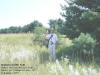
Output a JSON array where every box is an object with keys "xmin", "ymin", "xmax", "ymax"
[
  {"xmin": 68, "ymin": 33, "xmax": 97, "ymax": 62},
  {"xmin": 94, "ymin": 42, "xmax": 100, "ymax": 60},
  {"xmin": 33, "ymin": 27, "xmax": 48, "ymax": 47}
]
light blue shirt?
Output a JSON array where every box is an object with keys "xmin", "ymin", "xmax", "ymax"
[{"xmin": 45, "ymin": 33, "xmax": 58, "ymax": 45}]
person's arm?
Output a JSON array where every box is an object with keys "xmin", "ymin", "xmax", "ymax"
[
  {"xmin": 45, "ymin": 30, "xmax": 48, "ymax": 36},
  {"xmin": 45, "ymin": 30, "xmax": 50, "ymax": 40}
]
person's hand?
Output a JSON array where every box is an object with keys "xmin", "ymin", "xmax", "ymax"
[
  {"xmin": 45, "ymin": 30, "xmax": 48, "ymax": 35},
  {"xmin": 45, "ymin": 30, "xmax": 48, "ymax": 38}
]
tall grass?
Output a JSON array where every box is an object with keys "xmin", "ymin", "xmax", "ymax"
[{"xmin": 0, "ymin": 33, "xmax": 100, "ymax": 75}]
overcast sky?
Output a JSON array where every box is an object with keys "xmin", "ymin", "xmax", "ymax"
[{"xmin": 0, "ymin": 0, "xmax": 67, "ymax": 28}]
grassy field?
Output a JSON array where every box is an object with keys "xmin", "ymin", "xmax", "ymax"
[{"xmin": 0, "ymin": 33, "xmax": 100, "ymax": 75}]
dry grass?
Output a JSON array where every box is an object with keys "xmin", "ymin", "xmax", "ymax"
[{"xmin": 0, "ymin": 33, "xmax": 99, "ymax": 75}]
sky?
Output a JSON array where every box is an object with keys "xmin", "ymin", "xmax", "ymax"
[{"xmin": 0, "ymin": 0, "xmax": 67, "ymax": 29}]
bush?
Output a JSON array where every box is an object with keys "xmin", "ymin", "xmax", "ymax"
[
  {"xmin": 33, "ymin": 27, "xmax": 48, "ymax": 47},
  {"xmin": 68, "ymin": 33, "xmax": 97, "ymax": 62},
  {"xmin": 94, "ymin": 42, "xmax": 100, "ymax": 58}
]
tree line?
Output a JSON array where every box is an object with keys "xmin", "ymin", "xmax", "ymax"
[{"xmin": 0, "ymin": 20, "xmax": 42, "ymax": 33}]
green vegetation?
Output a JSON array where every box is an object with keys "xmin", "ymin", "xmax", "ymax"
[
  {"xmin": 61, "ymin": 0, "xmax": 100, "ymax": 41},
  {"xmin": 67, "ymin": 33, "xmax": 97, "ymax": 62},
  {"xmin": 0, "ymin": 34, "xmax": 100, "ymax": 75},
  {"xmin": 0, "ymin": 0, "xmax": 100, "ymax": 75},
  {"xmin": 33, "ymin": 27, "xmax": 47, "ymax": 46},
  {"xmin": 0, "ymin": 20, "xmax": 42, "ymax": 33}
]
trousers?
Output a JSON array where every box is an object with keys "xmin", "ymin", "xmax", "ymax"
[{"xmin": 48, "ymin": 44, "xmax": 56, "ymax": 59}]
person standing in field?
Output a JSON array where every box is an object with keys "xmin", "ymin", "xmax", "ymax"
[{"xmin": 45, "ymin": 28, "xmax": 58, "ymax": 60}]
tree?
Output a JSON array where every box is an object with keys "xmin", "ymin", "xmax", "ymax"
[
  {"xmin": 28, "ymin": 20, "xmax": 42, "ymax": 32},
  {"xmin": 61, "ymin": 4, "xmax": 86, "ymax": 38},
  {"xmin": 48, "ymin": 19, "xmax": 58, "ymax": 29},
  {"xmin": 0, "ymin": 20, "xmax": 43, "ymax": 33},
  {"xmin": 62, "ymin": 0, "xmax": 100, "ymax": 40},
  {"xmin": 48, "ymin": 18, "xmax": 65, "ymax": 34},
  {"xmin": 22, "ymin": 20, "xmax": 42, "ymax": 33},
  {"xmin": 65, "ymin": 0, "xmax": 100, "ymax": 11},
  {"xmin": 57, "ymin": 18, "xmax": 65, "ymax": 34},
  {"xmin": 0, "ymin": 28, "xmax": 8, "ymax": 33},
  {"xmin": 73, "ymin": 0, "xmax": 100, "ymax": 12},
  {"xmin": 79, "ymin": 11, "xmax": 100, "ymax": 41}
]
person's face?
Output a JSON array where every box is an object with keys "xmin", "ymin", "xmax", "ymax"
[{"xmin": 50, "ymin": 29, "xmax": 54, "ymax": 33}]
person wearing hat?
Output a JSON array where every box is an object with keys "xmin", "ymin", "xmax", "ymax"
[{"xmin": 45, "ymin": 28, "xmax": 58, "ymax": 60}]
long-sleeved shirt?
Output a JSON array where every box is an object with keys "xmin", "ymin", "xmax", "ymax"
[{"xmin": 45, "ymin": 33, "xmax": 58, "ymax": 45}]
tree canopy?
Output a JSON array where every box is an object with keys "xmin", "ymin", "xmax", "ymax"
[
  {"xmin": 61, "ymin": 0, "xmax": 100, "ymax": 40},
  {"xmin": 0, "ymin": 20, "xmax": 43, "ymax": 33}
]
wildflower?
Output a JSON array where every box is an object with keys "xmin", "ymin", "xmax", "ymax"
[
  {"xmin": 50, "ymin": 64, "xmax": 58, "ymax": 75},
  {"xmin": 88, "ymin": 67, "xmax": 92, "ymax": 72},
  {"xmin": 56, "ymin": 60, "xmax": 64, "ymax": 73},
  {"xmin": 74, "ymin": 69, "xmax": 80, "ymax": 75},
  {"xmin": 68, "ymin": 64, "xmax": 74, "ymax": 75},
  {"xmin": 0, "ymin": 51, "xmax": 7, "ymax": 60},
  {"xmin": 98, "ymin": 68, "xmax": 100, "ymax": 75},
  {"xmin": 68, "ymin": 64, "xmax": 73, "ymax": 72},
  {"xmin": 82, "ymin": 68, "xmax": 88, "ymax": 75},
  {"xmin": 10, "ymin": 49, "xmax": 33, "ymax": 62},
  {"xmin": 91, "ymin": 69, "xmax": 97, "ymax": 75},
  {"xmin": 64, "ymin": 56, "xmax": 69, "ymax": 64}
]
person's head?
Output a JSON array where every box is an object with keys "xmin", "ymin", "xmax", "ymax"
[{"xmin": 50, "ymin": 28, "xmax": 54, "ymax": 33}]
